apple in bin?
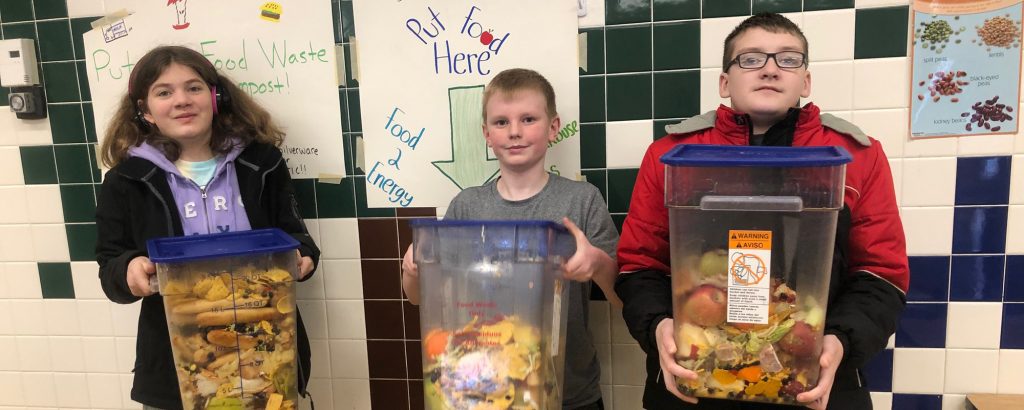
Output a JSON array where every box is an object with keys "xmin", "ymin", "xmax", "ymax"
[
  {"xmin": 778, "ymin": 321, "xmax": 819, "ymax": 356},
  {"xmin": 682, "ymin": 285, "xmax": 727, "ymax": 327}
]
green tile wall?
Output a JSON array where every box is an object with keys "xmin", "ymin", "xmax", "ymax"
[{"xmin": 38, "ymin": 262, "xmax": 75, "ymax": 298}]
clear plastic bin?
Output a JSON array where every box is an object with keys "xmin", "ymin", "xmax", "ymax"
[
  {"xmin": 410, "ymin": 220, "xmax": 576, "ymax": 410},
  {"xmin": 147, "ymin": 228, "xmax": 301, "ymax": 410},
  {"xmin": 660, "ymin": 144, "xmax": 851, "ymax": 405}
]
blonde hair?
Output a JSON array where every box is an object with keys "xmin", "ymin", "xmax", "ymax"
[
  {"xmin": 481, "ymin": 68, "xmax": 557, "ymax": 121},
  {"xmin": 99, "ymin": 45, "xmax": 285, "ymax": 168}
]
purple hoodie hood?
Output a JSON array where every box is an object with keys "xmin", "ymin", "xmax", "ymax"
[{"xmin": 129, "ymin": 142, "xmax": 251, "ymax": 235}]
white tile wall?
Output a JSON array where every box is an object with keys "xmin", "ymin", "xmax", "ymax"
[
  {"xmin": 1011, "ymin": 155, "xmax": 1024, "ymax": 204},
  {"xmin": 49, "ymin": 336, "xmax": 85, "ymax": 372},
  {"xmin": 803, "ymin": 9, "xmax": 856, "ymax": 62},
  {"xmin": 0, "ymin": 337, "xmax": 16, "ymax": 370},
  {"xmin": 53, "ymin": 372, "xmax": 91, "ymax": 408},
  {"xmin": 15, "ymin": 336, "xmax": 52, "ymax": 372},
  {"xmin": 901, "ymin": 157, "xmax": 956, "ymax": 206},
  {"xmin": 958, "ymin": 134, "xmax": 1017, "ymax": 156},
  {"xmin": 853, "ymin": 58, "xmax": 909, "ymax": 109},
  {"xmin": 31, "ymin": 224, "xmax": 70, "ymax": 262},
  {"xmin": 902, "ymin": 207, "xmax": 954, "ymax": 254},
  {"xmin": 86, "ymin": 373, "xmax": 123, "ymax": 409},
  {"xmin": 946, "ymin": 302, "xmax": 1003, "ymax": 349},
  {"xmin": 1006, "ymin": 205, "xmax": 1024, "ymax": 254},
  {"xmin": 0, "ymin": 148, "xmax": 25, "ymax": 186},
  {"xmin": 322, "ymin": 259, "xmax": 364, "ymax": 300},
  {"xmin": 808, "ymin": 61, "xmax": 854, "ymax": 111},
  {"xmin": 20, "ymin": 372, "xmax": 56, "ymax": 408},
  {"xmin": 998, "ymin": 349, "xmax": 1024, "ymax": 394},
  {"xmin": 70, "ymin": 261, "xmax": 104, "ymax": 300},
  {"xmin": 893, "ymin": 348, "xmax": 946, "ymax": 393},
  {"xmin": 851, "ymin": 109, "xmax": 907, "ymax": 158},
  {"xmin": 326, "ymin": 300, "xmax": 367, "ymax": 339},
  {"xmin": 4, "ymin": 262, "xmax": 41, "ymax": 299},
  {"xmin": 332, "ymin": 378, "xmax": 372, "ymax": 410},
  {"xmin": 25, "ymin": 185, "xmax": 64, "ymax": 224},
  {"xmin": 606, "ymin": 120, "xmax": 653, "ymax": 169},
  {"xmin": 329, "ymin": 340, "xmax": 369, "ymax": 379},
  {"xmin": 318, "ymin": 218, "xmax": 361, "ymax": 259},
  {"xmin": 43, "ymin": 299, "xmax": 81, "ymax": 336},
  {"xmin": 944, "ymin": 349, "xmax": 999, "ymax": 394},
  {"xmin": 9, "ymin": 300, "xmax": 46, "ymax": 336},
  {"xmin": 0, "ymin": 187, "xmax": 29, "ymax": 224},
  {"xmin": 66, "ymin": 0, "xmax": 106, "ymax": 17}
]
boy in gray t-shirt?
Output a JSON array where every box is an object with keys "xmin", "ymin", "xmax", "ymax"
[{"xmin": 402, "ymin": 68, "xmax": 620, "ymax": 409}]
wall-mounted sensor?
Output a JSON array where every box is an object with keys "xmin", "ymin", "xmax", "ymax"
[
  {"xmin": 0, "ymin": 39, "xmax": 40, "ymax": 87},
  {"xmin": 9, "ymin": 86, "xmax": 46, "ymax": 119}
]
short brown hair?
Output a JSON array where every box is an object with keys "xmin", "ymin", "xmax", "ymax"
[
  {"xmin": 722, "ymin": 13, "xmax": 809, "ymax": 72},
  {"xmin": 482, "ymin": 68, "xmax": 557, "ymax": 121}
]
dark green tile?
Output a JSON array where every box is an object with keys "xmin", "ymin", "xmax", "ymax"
[
  {"xmin": 65, "ymin": 224, "xmax": 97, "ymax": 262},
  {"xmin": 611, "ymin": 214, "xmax": 626, "ymax": 233},
  {"xmin": 355, "ymin": 177, "xmax": 396, "ymax": 217},
  {"xmin": 654, "ymin": 70, "xmax": 699, "ymax": 118},
  {"xmin": 804, "ymin": 0, "xmax": 853, "ymax": 11},
  {"xmin": 653, "ymin": 0, "xmax": 700, "ymax": 21},
  {"xmin": 340, "ymin": 1, "xmax": 355, "ymax": 40},
  {"xmin": 332, "ymin": 0, "xmax": 343, "ymax": 44},
  {"xmin": 855, "ymin": 6, "xmax": 909, "ymax": 59},
  {"xmin": 292, "ymin": 178, "xmax": 318, "ymax": 219},
  {"xmin": 82, "ymin": 103, "xmax": 97, "ymax": 143},
  {"xmin": 315, "ymin": 177, "xmax": 357, "ymax": 218},
  {"xmin": 606, "ymin": 0, "xmax": 651, "ymax": 24},
  {"xmin": 36, "ymin": 19, "xmax": 73, "ymax": 61},
  {"xmin": 33, "ymin": 0, "xmax": 67, "ymax": 19},
  {"xmin": 343, "ymin": 43, "xmax": 358, "ymax": 87},
  {"xmin": 48, "ymin": 103, "xmax": 86, "ymax": 144},
  {"xmin": 54, "ymin": 144, "xmax": 92, "ymax": 183},
  {"xmin": 87, "ymin": 143, "xmax": 100, "ymax": 181},
  {"xmin": 606, "ymin": 25, "xmax": 651, "ymax": 73},
  {"xmin": 653, "ymin": 21, "xmax": 700, "ymax": 70},
  {"xmin": 582, "ymin": 169, "xmax": 608, "ymax": 202},
  {"xmin": 338, "ymin": 88, "xmax": 349, "ymax": 132},
  {"xmin": 38, "ymin": 262, "xmax": 75, "ymax": 298},
  {"xmin": 579, "ymin": 76, "xmax": 606, "ymax": 123},
  {"xmin": 0, "ymin": 0, "xmax": 33, "ymax": 23},
  {"xmin": 580, "ymin": 28, "xmax": 605, "ymax": 75},
  {"xmin": 606, "ymin": 74, "xmax": 652, "ymax": 121},
  {"xmin": 345, "ymin": 133, "xmax": 361, "ymax": 175},
  {"xmin": 42, "ymin": 62, "xmax": 81, "ymax": 102},
  {"xmin": 347, "ymin": 89, "xmax": 361, "ymax": 132},
  {"xmin": 77, "ymin": 61, "xmax": 91, "ymax": 101},
  {"xmin": 607, "ymin": 168, "xmax": 640, "ymax": 213},
  {"xmin": 60, "ymin": 184, "xmax": 96, "ymax": 223},
  {"xmin": 753, "ymin": 0, "xmax": 800, "ymax": 14},
  {"xmin": 580, "ymin": 123, "xmax": 606, "ymax": 169},
  {"xmin": 71, "ymin": 18, "xmax": 94, "ymax": 60},
  {"xmin": 702, "ymin": 0, "xmax": 750, "ymax": 18},
  {"xmin": 2, "ymin": 22, "xmax": 38, "ymax": 46},
  {"xmin": 0, "ymin": 86, "xmax": 9, "ymax": 103},
  {"xmin": 20, "ymin": 146, "xmax": 57, "ymax": 184},
  {"xmin": 654, "ymin": 119, "xmax": 679, "ymax": 140}
]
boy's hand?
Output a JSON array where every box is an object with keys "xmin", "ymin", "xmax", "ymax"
[
  {"xmin": 797, "ymin": 334, "xmax": 843, "ymax": 409},
  {"xmin": 127, "ymin": 256, "xmax": 156, "ymax": 297},
  {"xmin": 655, "ymin": 318, "xmax": 699, "ymax": 404},
  {"xmin": 295, "ymin": 250, "xmax": 314, "ymax": 280},
  {"xmin": 402, "ymin": 245, "xmax": 419, "ymax": 280},
  {"xmin": 562, "ymin": 217, "xmax": 604, "ymax": 282}
]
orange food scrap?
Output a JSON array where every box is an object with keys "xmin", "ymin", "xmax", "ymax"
[
  {"xmin": 737, "ymin": 365, "xmax": 763, "ymax": 383},
  {"xmin": 424, "ymin": 330, "xmax": 449, "ymax": 359},
  {"xmin": 712, "ymin": 368, "xmax": 737, "ymax": 385}
]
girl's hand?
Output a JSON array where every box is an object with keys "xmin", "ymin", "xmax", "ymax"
[{"xmin": 295, "ymin": 250, "xmax": 314, "ymax": 279}]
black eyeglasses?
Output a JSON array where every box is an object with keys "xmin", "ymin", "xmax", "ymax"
[{"xmin": 727, "ymin": 51, "xmax": 807, "ymax": 70}]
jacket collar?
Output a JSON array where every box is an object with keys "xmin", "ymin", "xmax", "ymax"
[
  {"xmin": 664, "ymin": 103, "xmax": 872, "ymax": 147},
  {"xmin": 115, "ymin": 142, "xmax": 282, "ymax": 180}
]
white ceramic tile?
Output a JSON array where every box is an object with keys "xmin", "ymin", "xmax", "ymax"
[
  {"xmin": 70, "ymin": 261, "xmax": 104, "ymax": 299},
  {"xmin": 870, "ymin": 392, "xmax": 893, "ymax": 410},
  {"xmin": 326, "ymin": 300, "xmax": 366, "ymax": 339},
  {"xmin": 121, "ymin": 373, "xmax": 141, "ymax": 409},
  {"xmin": 32, "ymin": 224, "xmax": 70, "ymax": 262},
  {"xmin": 946, "ymin": 302, "xmax": 1002, "ymax": 349},
  {"xmin": 53, "ymin": 373, "xmax": 91, "ymax": 408},
  {"xmin": 309, "ymin": 339, "xmax": 330, "ymax": 378},
  {"xmin": 958, "ymin": 134, "xmax": 1016, "ymax": 156},
  {"xmin": 0, "ymin": 372, "xmax": 23, "ymax": 406},
  {"xmin": 329, "ymin": 339, "xmax": 369, "ymax": 379},
  {"xmin": 1011, "ymin": 155, "xmax": 1024, "ymax": 204},
  {"xmin": 901, "ymin": 157, "xmax": 956, "ymax": 206},
  {"xmin": 1007, "ymin": 205, "xmax": 1024, "ymax": 254},
  {"xmin": 611, "ymin": 343, "xmax": 646, "ymax": 386},
  {"xmin": 331, "ymin": 378, "xmax": 371, "ymax": 410},
  {"xmin": 892, "ymin": 347, "xmax": 946, "ymax": 393},
  {"xmin": 854, "ymin": 58, "xmax": 910, "ymax": 110},
  {"xmin": 302, "ymin": 378, "xmax": 333, "ymax": 410},
  {"xmin": 305, "ymin": 218, "xmax": 321, "ymax": 250},
  {"xmin": 856, "ymin": 0, "xmax": 910, "ymax": 7},
  {"xmin": 945, "ymin": 349, "xmax": 998, "ymax": 394},
  {"xmin": 942, "ymin": 394, "xmax": 967, "ymax": 410},
  {"xmin": 606, "ymin": 120, "xmax": 653, "ymax": 169},
  {"xmin": 25, "ymin": 185, "xmax": 64, "ymax": 223},
  {"xmin": 49, "ymin": 336, "xmax": 86, "ymax": 372},
  {"xmin": 0, "ymin": 148, "xmax": 23, "ymax": 185},
  {"xmin": 44, "ymin": 299, "xmax": 81, "ymax": 335},
  {"xmin": 67, "ymin": 0, "xmax": 106, "ymax": 17},
  {"xmin": 998, "ymin": 349, "xmax": 1024, "ymax": 393},
  {"xmin": 803, "ymin": 9, "xmax": 855, "ymax": 62},
  {"xmin": 0, "ymin": 265, "xmax": 8, "ymax": 299},
  {"xmin": 700, "ymin": 16, "xmax": 750, "ymax": 69},
  {"xmin": 901, "ymin": 207, "xmax": 954, "ymax": 255},
  {"xmin": 296, "ymin": 264, "xmax": 326, "ymax": 301},
  {"xmin": 81, "ymin": 337, "xmax": 119, "ymax": 372},
  {"xmin": 14, "ymin": 117, "xmax": 54, "ymax": 146},
  {"xmin": 10, "ymin": 300, "xmax": 45, "ymax": 335},
  {"xmin": 298, "ymin": 300, "xmax": 328, "ymax": 339},
  {"xmin": 110, "ymin": 301, "xmax": 140, "ymax": 337},
  {"xmin": 318, "ymin": 218, "xmax": 361, "ymax": 259},
  {"xmin": 1015, "ymin": 127, "xmax": 1024, "ymax": 154},
  {"xmin": 595, "ymin": 342, "xmax": 612, "ymax": 386},
  {"xmin": 610, "ymin": 306, "xmax": 633, "ymax": 344},
  {"xmin": 0, "ymin": 225, "xmax": 32, "ymax": 262},
  {"xmin": 700, "ymin": 68, "xmax": 729, "ymax": 113},
  {"xmin": 322, "ymin": 259, "xmax": 363, "ymax": 300},
  {"xmin": 4, "ymin": 262, "xmax": 41, "ymax": 298},
  {"xmin": 15, "ymin": 336, "xmax": 52, "ymax": 371},
  {"xmin": 904, "ymin": 135, "xmax": 959, "ymax": 158},
  {"xmin": 0, "ymin": 301, "xmax": 12, "ymax": 335},
  {"xmin": 578, "ymin": 0, "xmax": 605, "ymax": 28},
  {"xmin": 890, "ymin": 159, "xmax": 903, "ymax": 208},
  {"xmin": 589, "ymin": 300, "xmax": 611, "ymax": 344},
  {"xmin": 0, "ymin": 111, "xmax": 15, "ymax": 146},
  {"xmin": 851, "ymin": 109, "xmax": 908, "ymax": 158},
  {"xmin": 807, "ymin": 61, "xmax": 854, "ymax": 111},
  {"xmin": 0, "ymin": 337, "xmax": 15, "ymax": 370},
  {"xmin": 0, "ymin": 187, "xmax": 28, "ymax": 223},
  {"xmin": 115, "ymin": 337, "xmax": 136, "ymax": 373},
  {"xmin": 21, "ymin": 371, "xmax": 56, "ymax": 407},
  {"xmin": 76, "ymin": 299, "xmax": 115, "ymax": 336},
  {"xmin": 86, "ymin": 373, "xmax": 123, "ymax": 409},
  {"xmin": 612, "ymin": 385, "xmax": 644, "ymax": 409}
]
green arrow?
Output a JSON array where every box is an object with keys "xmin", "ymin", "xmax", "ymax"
[{"xmin": 432, "ymin": 85, "xmax": 499, "ymax": 190}]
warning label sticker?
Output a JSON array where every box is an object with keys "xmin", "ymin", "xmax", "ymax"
[{"xmin": 727, "ymin": 229, "xmax": 772, "ymax": 324}]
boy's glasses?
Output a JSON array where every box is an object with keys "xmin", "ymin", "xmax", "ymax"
[{"xmin": 727, "ymin": 51, "xmax": 807, "ymax": 70}]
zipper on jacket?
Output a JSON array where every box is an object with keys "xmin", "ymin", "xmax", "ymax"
[{"xmin": 199, "ymin": 185, "xmax": 213, "ymax": 234}]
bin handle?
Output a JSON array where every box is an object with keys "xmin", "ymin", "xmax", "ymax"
[
  {"xmin": 149, "ymin": 275, "xmax": 159, "ymax": 294},
  {"xmin": 699, "ymin": 195, "xmax": 803, "ymax": 212}
]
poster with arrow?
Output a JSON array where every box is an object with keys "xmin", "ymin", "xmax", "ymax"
[{"xmin": 352, "ymin": 0, "xmax": 581, "ymax": 208}]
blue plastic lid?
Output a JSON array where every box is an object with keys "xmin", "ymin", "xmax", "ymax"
[
  {"xmin": 660, "ymin": 144, "xmax": 852, "ymax": 167},
  {"xmin": 409, "ymin": 219, "xmax": 569, "ymax": 233},
  {"xmin": 147, "ymin": 228, "xmax": 299, "ymax": 263}
]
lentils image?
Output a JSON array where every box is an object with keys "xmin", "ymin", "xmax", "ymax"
[
  {"xmin": 916, "ymin": 70, "xmax": 968, "ymax": 102},
  {"xmin": 974, "ymin": 15, "xmax": 1021, "ymax": 49},
  {"xmin": 915, "ymin": 16, "xmax": 965, "ymax": 52},
  {"xmin": 961, "ymin": 96, "xmax": 1014, "ymax": 132}
]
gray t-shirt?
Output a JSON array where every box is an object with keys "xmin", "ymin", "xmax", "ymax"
[{"xmin": 445, "ymin": 174, "xmax": 619, "ymax": 409}]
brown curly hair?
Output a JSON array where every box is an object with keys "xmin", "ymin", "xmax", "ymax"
[{"xmin": 99, "ymin": 45, "xmax": 284, "ymax": 168}]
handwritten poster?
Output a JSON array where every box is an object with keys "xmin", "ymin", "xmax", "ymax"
[
  {"xmin": 910, "ymin": 0, "xmax": 1022, "ymax": 138},
  {"xmin": 353, "ymin": 0, "xmax": 581, "ymax": 208},
  {"xmin": 83, "ymin": 0, "xmax": 346, "ymax": 178}
]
